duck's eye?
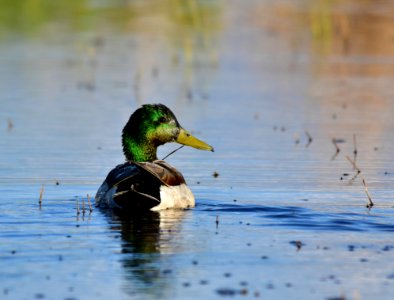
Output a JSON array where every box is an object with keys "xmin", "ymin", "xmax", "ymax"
[{"xmin": 158, "ymin": 117, "xmax": 166, "ymax": 123}]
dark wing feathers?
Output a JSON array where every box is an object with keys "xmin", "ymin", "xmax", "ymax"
[
  {"xmin": 96, "ymin": 161, "xmax": 185, "ymax": 210},
  {"xmin": 136, "ymin": 160, "xmax": 186, "ymax": 186}
]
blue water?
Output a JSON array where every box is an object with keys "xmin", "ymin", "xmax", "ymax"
[{"xmin": 1, "ymin": 0, "xmax": 394, "ymax": 299}]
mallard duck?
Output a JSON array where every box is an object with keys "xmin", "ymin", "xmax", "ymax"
[{"xmin": 95, "ymin": 104, "xmax": 213, "ymax": 211}]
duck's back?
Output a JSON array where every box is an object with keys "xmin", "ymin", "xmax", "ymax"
[{"xmin": 95, "ymin": 160, "xmax": 195, "ymax": 211}]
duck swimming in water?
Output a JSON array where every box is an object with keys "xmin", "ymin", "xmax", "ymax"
[{"xmin": 95, "ymin": 104, "xmax": 214, "ymax": 211}]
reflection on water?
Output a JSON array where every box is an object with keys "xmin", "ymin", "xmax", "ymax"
[{"xmin": 103, "ymin": 209, "xmax": 189, "ymax": 298}]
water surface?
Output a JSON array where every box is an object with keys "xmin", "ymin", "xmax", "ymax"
[{"xmin": 1, "ymin": 0, "xmax": 394, "ymax": 299}]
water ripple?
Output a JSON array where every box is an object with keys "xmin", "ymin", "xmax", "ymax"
[{"xmin": 199, "ymin": 202, "xmax": 394, "ymax": 232}]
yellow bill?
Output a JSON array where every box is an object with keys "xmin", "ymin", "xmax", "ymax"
[{"xmin": 176, "ymin": 128, "xmax": 214, "ymax": 152}]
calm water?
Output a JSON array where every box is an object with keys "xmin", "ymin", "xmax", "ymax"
[{"xmin": 1, "ymin": 0, "xmax": 394, "ymax": 299}]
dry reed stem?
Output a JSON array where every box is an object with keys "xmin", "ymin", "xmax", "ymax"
[
  {"xmin": 82, "ymin": 199, "xmax": 86, "ymax": 215},
  {"xmin": 331, "ymin": 138, "xmax": 341, "ymax": 160},
  {"xmin": 362, "ymin": 178, "xmax": 374, "ymax": 208},
  {"xmin": 87, "ymin": 194, "xmax": 93, "ymax": 213},
  {"xmin": 353, "ymin": 134, "xmax": 358, "ymax": 164},
  {"xmin": 76, "ymin": 199, "xmax": 80, "ymax": 215},
  {"xmin": 346, "ymin": 155, "xmax": 361, "ymax": 181},
  {"xmin": 39, "ymin": 184, "xmax": 44, "ymax": 205}
]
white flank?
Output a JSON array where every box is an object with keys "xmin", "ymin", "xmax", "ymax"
[{"xmin": 151, "ymin": 184, "xmax": 195, "ymax": 211}]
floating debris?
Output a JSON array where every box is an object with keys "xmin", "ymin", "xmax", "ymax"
[
  {"xmin": 290, "ymin": 240, "xmax": 304, "ymax": 251},
  {"xmin": 266, "ymin": 283, "xmax": 275, "ymax": 290},
  {"xmin": 240, "ymin": 288, "xmax": 248, "ymax": 295},
  {"xmin": 333, "ymin": 138, "xmax": 346, "ymax": 144},
  {"xmin": 294, "ymin": 133, "xmax": 300, "ymax": 145},
  {"xmin": 216, "ymin": 288, "xmax": 239, "ymax": 296},
  {"xmin": 382, "ymin": 245, "xmax": 394, "ymax": 251},
  {"xmin": 340, "ymin": 173, "xmax": 350, "ymax": 180},
  {"xmin": 7, "ymin": 119, "xmax": 14, "ymax": 131},
  {"xmin": 348, "ymin": 245, "xmax": 355, "ymax": 252}
]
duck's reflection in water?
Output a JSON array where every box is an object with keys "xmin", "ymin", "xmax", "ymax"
[{"xmin": 104, "ymin": 209, "xmax": 189, "ymax": 297}]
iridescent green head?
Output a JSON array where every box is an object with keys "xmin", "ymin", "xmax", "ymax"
[{"xmin": 122, "ymin": 104, "xmax": 213, "ymax": 162}]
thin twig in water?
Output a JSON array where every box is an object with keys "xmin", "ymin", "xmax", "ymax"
[
  {"xmin": 162, "ymin": 145, "xmax": 185, "ymax": 160},
  {"xmin": 331, "ymin": 138, "xmax": 341, "ymax": 160},
  {"xmin": 216, "ymin": 215, "xmax": 219, "ymax": 229},
  {"xmin": 87, "ymin": 194, "xmax": 93, "ymax": 213},
  {"xmin": 82, "ymin": 199, "xmax": 86, "ymax": 215},
  {"xmin": 39, "ymin": 184, "xmax": 44, "ymax": 207},
  {"xmin": 76, "ymin": 199, "xmax": 80, "ymax": 215},
  {"xmin": 305, "ymin": 131, "xmax": 313, "ymax": 147},
  {"xmin": 362, "ymin": 178, "xmax": 374, "ymax": 209},
  {"xmin": 346, "ymin": 155, "xmax": 361, "ymax": 182}
]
